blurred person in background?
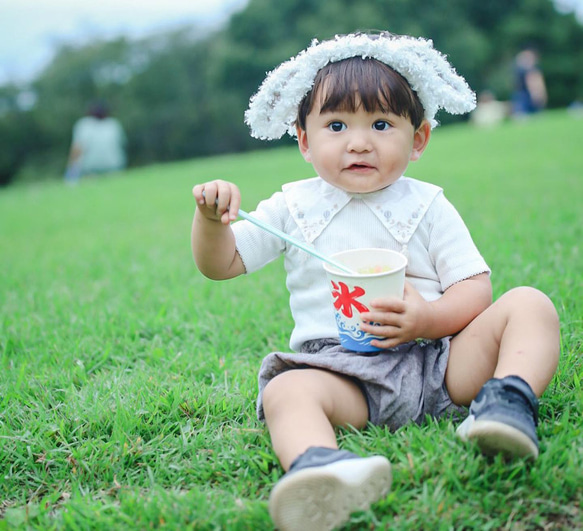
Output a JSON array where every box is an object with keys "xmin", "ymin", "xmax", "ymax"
[
  {"xmin": 65, "ymin": 101, "xmax": 127, "ymax": 183},
  {"xmin": 470, "ymin": 90, "xmax": 509, "ymax": 127},
  {"xmin": 512, "ymin": 48, "xmax": 548, "ymax": 117}
]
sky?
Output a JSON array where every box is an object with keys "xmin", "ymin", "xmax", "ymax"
[
  {"xmin": 1, "ymin": 0, "xmax": 582, "ymax": 87},
  {"xmin": 0, "ymin": 0, "xmax": 249, "ymax": 86}
]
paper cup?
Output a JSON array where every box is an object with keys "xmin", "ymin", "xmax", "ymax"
[{"xmin": 323, "ymin": 249, "xmax": 408, "ymax": 352}]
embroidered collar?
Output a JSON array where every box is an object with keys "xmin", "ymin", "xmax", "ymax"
[{"xmin": 282, "ymin": 177, "xmax": 442, "ymax": 245}]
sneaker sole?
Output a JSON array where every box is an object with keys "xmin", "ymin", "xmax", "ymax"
[
  {"xmin": 269, "ymin": 456, "xmax": 392, "ymax": 531},
  {"xmin": 467, "ymin": 420, "xmax": 539, "ymax": 459}
]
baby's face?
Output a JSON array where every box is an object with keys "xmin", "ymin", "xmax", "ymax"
[{"xmin": 297, "ymin": 96, "xmax": 429, "ymax": 194}]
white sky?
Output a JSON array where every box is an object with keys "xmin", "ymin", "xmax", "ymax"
[
  {"xmin": 1, "ymin": 0, "xmax": 581, "ymax": 87},
  {"xmin": 555, "ymin": 0, "xmax": 583, "ymax": 18},
  {"xmin": 0, "ymin": 0, "xmax": 249, "ymax": 85}
]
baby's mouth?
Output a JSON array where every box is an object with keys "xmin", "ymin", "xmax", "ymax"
[{"xmin": 346, "ymin": 163, "xmax": 374, "ymax": 171}]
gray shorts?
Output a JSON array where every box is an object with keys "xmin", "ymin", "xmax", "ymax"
[{"xmin": 256, "ymin": 338, "xmax": 465, "ymax": 430}]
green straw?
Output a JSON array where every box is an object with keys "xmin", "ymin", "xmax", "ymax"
[
  {"xmin": 201, "ymin": 192, "xmax": 355, "ymax": 274},
  {"xmin": 237, "ymin": 207, "xmax": 355, "ymax": 274}
]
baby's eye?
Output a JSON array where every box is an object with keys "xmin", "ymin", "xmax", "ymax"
[
  {"xmin": 328, "ymin": 121, "xmax": 346, "ymax": 132},
  {"xmin": 373, "ymin": 120, "xmax": 391, "ymax": 131}
]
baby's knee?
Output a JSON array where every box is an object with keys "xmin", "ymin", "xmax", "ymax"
[
  {"xmin": 501, "ymin": 286, "xmax": 558, "ymax": 320},
  {"xmin": 262, "ymin": 370, "xmax": 308, "ymax": 415},
  {"xmin": 262, "ymin": 372, "xmax": 289, "ymax": 406},
  {"xmin": 262, "ymin": 369, "xmax": 336, "ymax": 420}
]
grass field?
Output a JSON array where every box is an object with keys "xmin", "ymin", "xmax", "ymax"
[{"xmin": 1, "ymin": 110, "xmax": 582, "ymax": 530}]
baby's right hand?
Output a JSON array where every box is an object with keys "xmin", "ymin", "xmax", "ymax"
[{"xmin": 192, "ymin": 179, "xmax": 241, "ymax": 225}]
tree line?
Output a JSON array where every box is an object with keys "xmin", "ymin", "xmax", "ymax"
[{"xmin": 1, "ymin": 0, "xmax": 582, "ymax": 186}]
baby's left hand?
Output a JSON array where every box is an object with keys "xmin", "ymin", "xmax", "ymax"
[{"xmin": 359, "ymin": 282, "xmax": 434, "ymax": 349}]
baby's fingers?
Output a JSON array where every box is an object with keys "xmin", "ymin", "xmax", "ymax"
[
  {"xmin": 218, "ymin": 185, "xmax": 240, "ymax": 222},
  {"xmin": 192, "ymin": 183, "xmax": 207, "ymax": 205},
  {"xmin": 368, "ymin": 297, "xmax": 406, "ymax": 312},
  {"xmin": 361, "ymin": 310, "xmax": 395, "ymax": 326},
  {"xmin": 360, "ymin": 321, "xmax": 401, "ymax": 337},
  {"xmin": 360, "ymin": 300, "xmax": 404, "ymax": 325},
  {"xmin": 193, "ymin": 180, "xmax": 240, "ymax": 224}
]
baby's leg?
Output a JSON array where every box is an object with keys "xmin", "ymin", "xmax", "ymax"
[
  {"xmin": 446, "ymin": 286, "xmax": 559, "ymax": 458},
  {"xmin": 262, "ymin": 369, "xmax": 391, "ymax": 531},
  {"xmin": 446, "ymin": 286, "xmax": 560, "ymax": 404},
  {"xmin": 262, "ymin": 368, "xmax": 369, "ymax": 470}
]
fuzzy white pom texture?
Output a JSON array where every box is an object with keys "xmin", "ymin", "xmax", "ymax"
[{"xmin": 245, "ymin": 33, "xmax": 476, "ymax": 140}]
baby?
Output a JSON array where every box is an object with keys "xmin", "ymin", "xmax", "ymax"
[{"xmin": 191, "ymin": 32, "xmax": 560, "ymax": 531}]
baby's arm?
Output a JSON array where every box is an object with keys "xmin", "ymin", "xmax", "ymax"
[
  {"xmin": 191, "ymin": 179, "xmax": 246, "ymax": 280},
  {"xmin": 360, "ymin": 273, "xmax": 492, "ymax": 349}
]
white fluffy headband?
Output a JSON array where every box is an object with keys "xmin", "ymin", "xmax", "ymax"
[{"xmin": 245, "ymin": 32, "xmax": 476, "ymax": 140}]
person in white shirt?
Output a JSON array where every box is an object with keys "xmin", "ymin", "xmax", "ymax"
[
  {"xmin": 191, "ymin": 32, "xmax": 560, "ymax": 531},
  {"xmin": 65, "ymin": 101, "xmax": 127, "ymax": 182}
]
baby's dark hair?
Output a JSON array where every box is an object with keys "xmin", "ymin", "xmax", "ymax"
[{"xmin": 296, "ymin": 57, "xmax": 425, "ymax": 130}]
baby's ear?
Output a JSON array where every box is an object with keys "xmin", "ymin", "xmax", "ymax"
[
  {"xmin": 410, "ymin": 121, "xmax": 431, "ymax": 161},
  {"xmin": 296, "ymin": 127, "xmax": 312, "ymax": 163}
]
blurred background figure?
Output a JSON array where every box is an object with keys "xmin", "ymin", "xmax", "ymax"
[
  {"xmin": 512, "ymin": 48, "xmax": 548, "ymax": 117},
  {"xmin": 470, "ymin": 90, "xmax": 509, "ymax": 128},
  {"xmin": 65, "ymin": 101, "xmax": 127, "ymax": 183}
]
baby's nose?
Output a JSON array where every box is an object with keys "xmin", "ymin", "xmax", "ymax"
[{"xmin": 347, "ymin": 132, "xmax": 372, "ymax": 152}]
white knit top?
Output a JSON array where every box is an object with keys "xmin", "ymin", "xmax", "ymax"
[{"xmin": 233, "ymin": 176, "xmax": 490, "ymax": 351}]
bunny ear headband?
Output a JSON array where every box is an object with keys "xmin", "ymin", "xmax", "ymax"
[{"xmin": 245, "ymin": 32, "xmax": 476, "ymax": 140}]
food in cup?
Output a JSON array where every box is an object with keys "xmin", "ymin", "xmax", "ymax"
[{"xmin": 357, "ymin": 265, "xmax": 392, "ymax": 274}]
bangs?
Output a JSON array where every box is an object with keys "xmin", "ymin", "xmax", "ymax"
[{"xmin": 297, "ymin": 57, "xmax": 425, "ymax": 130}]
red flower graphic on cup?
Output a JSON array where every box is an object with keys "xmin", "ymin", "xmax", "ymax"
[{"xmin": 330, "ymin": 281, "xmax": 369, "ymax": 318}]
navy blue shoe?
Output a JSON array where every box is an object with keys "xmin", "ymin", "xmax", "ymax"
[
  {"xmin": 457, "ymin": 375, "xmax": 539, "ymax": 459},
  {"xmin": 269, "ymin": 447, "xmax": 392, "ymax": 531}
]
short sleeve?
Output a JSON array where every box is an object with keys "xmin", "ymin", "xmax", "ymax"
[
  {"xmin": 232, "ymin": 192, "xmax": 287, "ymax": 274},
  {"xmin": 425, "ymin": 193, "xmax": 490, "ymax": 290}
]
